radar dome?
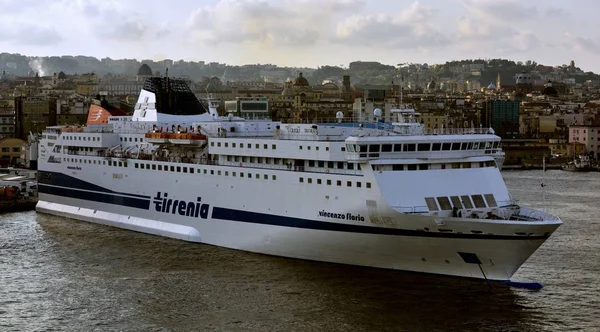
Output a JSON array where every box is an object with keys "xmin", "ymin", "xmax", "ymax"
[
  {"xmin": 336, "ymin": 111, "xmax": 344, "ymax": 119},
  {"xmin": 373, "ymin": 108, "xmax": 382, "ymax": 118}
]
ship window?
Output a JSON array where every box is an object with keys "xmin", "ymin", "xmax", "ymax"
[
  {"xmin": 347, "ymin": 181, "xmax": 352, "ymax": 187},
  {"xmin": 425, "ymin": 197, "xmax": 438, "ymax": 211},
  {"xmin": 472, "ymin": 195, "xmax": 487, "ymax": 208},
  {"xmin": 393, "ymin": 144, "xmax": 402, "ymax": 152},
  {"xmin": 218, "ymin": 171, "xmax": 222, "ymax": 176},
  {"xmin": 255, "ymin": 173, "xmax": 259, "ymax": 179},
  {"xmin": 347, "ymin": 163, "xmax": 354, "ymax": 170},
  {"xmin": 337, "ymin": 180, "xmax": 341, "ymax": 186},
  {"xmin": 299, "ymin": 146, "xmax": 303, "ymax": 150},
  {"xmin": 327, "ymin": 180, "xmax": 331, "ymax": 185},
  {"xmin": 210, "ymin": 170, "xmax": 214, "ymax": 175},
  {"xmin": 217, "ymin": 142, "xmax": 221, "ymax": 147},
  {"xmin": 347, "ymin": 144, "xmax": 355, "ymax": 152},
  {"xmin": 145, "ymin": 164, "xmax": 150, "ymax": 169},
  {"xmin": 135, "ymin": 163, "xmax": 139, "ymax": 168},
  {"xmin": 211, "ymin": 142, "xmax": 214, "ymax": 147},
  {"xmin": 307, "ymin": 146, "xmax": 311, "ymax": 151},
  {"xmin": 272, "ymin": 175, "xmax": 276, "ymax": 180},
  {"xmin": 256, "ymin": 144, "xmax": 259, "ymax": 149},
  {"xmin": 366, "ymin": 182, "xmax": 371, "ymax": 189},
  {"xmin": 272, "ymin": 144, "xmax": 276, "ymax": 150},
  {"xmin": 240, "ymin": 143, "xmax": 244, "ymax": 148},
  {"xmin": 369, "ymin": 145, "xmax": 380, "ymax": 152},
  {"xmin": 404, "ymin": 144, "xmax": 416, "ymax": 151},
  {"xmin": 318, "ymin": 161, "xmax": 324, "ymax": 167},
  {"xmin": 152, "ymin": 164, "xmax": 156, "ymax": 170},
  {"xmin": 358, "ymin": 145, "xmax": 367, "ymax": 153},
  {"xmin": 183, "ymin": 167, "xmax": 188, "ymax": 173},
  {"xmin": 419, "ymin": 164, "xmax": 429, "ymax": 170},
  {"xmin": 441, "ymin": 143, "xmax": 451, "ymax": 151},
  {"xmin": 437, "ymin": 197, "xmax": 452, "ymax": 210},
  {"xmin": 227, "ymin": 156, "xmax": 232, "ymax": 162},
  {"xmin": 170, "ymin": 166, "xmax": 174, "ymax": 172},
  {"xmin": 452, "ymin": 163, "xmax": 460, "ymax": 169},
  {"xmin": 407, "ymin": 164, "xmax": 417, "ymax": 171},
  {"xmin": 158, "ymin": 165, "xmax": 162, "ymax": 171},
  {"xmin": 177, "ymin": 166, "xmax": 181, "ymax": 172},
  {"xmin": 449, "ymin": 196, "xmax": 463, "ymax": 209},
  {"xmin": 224, "ymin": 143, "xmax": 228, "ymax": 147},
  {"xmin": 462, "ymin": 162, "xmax": 471, "ymax": 168},
  {"xmin": 108, "ymin": 160, "xmax": 112, "ymax": 166},
  {"xmin": 326, "ymin": 147, "xmax": 329, "ymax": 151},
  {"xmin": 356, "ymin": 182, "xmax": 361, "ymax": 188},
  {"xmin": 233, "ymin": 172, "xmax": 237, "ymax": 177},
  {"xmin": 308, "ymin": 178, "xmax": 312, "ymax": 184},
  {"xmin": 480, "ymin": 142, "xmax": 486, "ymax": 149},
  {"xmin": 264, "ymin": 144, "xmax": 268, "ymax": 149},
  {"xmin": 309, "ymin": 160, "xmax": 315, "ymax": 167},
  {"xmin": 264, "ymin": 174, "xmax": 268, "ymax": 180},
  {"xmin": 381, "ymin": 144, "xmax": 392, "ymax": 152},
  {"xmin": 233, "ymin": 143, "xmax": 236, "ymax": 148},
  {"xmin": 484, "ymin": 194, "xmax": 497, "ymax": 207},
  {"xmin": 393, "ymin": 164, "xmax": 404, "ymax": 171},
  {"xmin": 317, "ymin": 179, "xmax": 322, "ymax": 184},
  {"xmin": 432, "ymin": 143, "xmax": 441, "ymax": 151},
  {"xmin": 451, "ymin": 142, "xmax": 460, "ymax": 150},
  {"xmin": 299, "ymin": 177, "xmax": 304, "ymax": 183},
  {"xmin": 417, "ymin": 143, "xmax": 430, "ymax": 151},
  {"xmin": 243, "ymin": 156, "xmax": 248, "ymax": 162},
  {"xmin": 473, "ymin": 142, "xmax": 479, "ymax": 149},
  {"xmin": 337, "ymin": 162, "xmax": 344, "ymax": 169}
]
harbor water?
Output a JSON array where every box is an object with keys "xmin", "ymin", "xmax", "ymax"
[{"xmin": 1, "ymin": 170, "xmax": 599, "ymax": 331}]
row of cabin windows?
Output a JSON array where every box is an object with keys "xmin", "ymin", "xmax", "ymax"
[
  {"xmin": 375, "ymin": 160, "xmax": 496, "ymax": 171},
  {"xmin": 120, "ymin": 137, "xmax": 145, "ymax": 142},
  {"xmin": 64, "ymin": 157, "xmax": 127, "ymax": 167},
  {"xmin": 425, "ymin": 194, "xmax": 497, "ymax": 211},
  {"xmin": 299, "ymin": 177, "xmax": 371, "ymax": 189},
  {"xmin": 347, "ymin": 141, "xmax": 500, "ymax": 154},
  {"xmin": 225, "ymin": 156, "xmax": 356, "ymax": 170},
  {"xmin": 134, "ymin": 162, "xmax": 277, "ymax": 180},
  {"xmin": 64, "ymin": 136, "xmax": 101, "ymax": 142},
  {"xmin": 212, "ymin": 141, "xmax": 277, "ymax": 150}
]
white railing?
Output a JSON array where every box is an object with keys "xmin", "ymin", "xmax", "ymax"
[{"xmin": 423, "ymin": 128, "xmax": 494, "ymax": 135}]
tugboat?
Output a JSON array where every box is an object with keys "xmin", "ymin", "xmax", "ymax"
[{"xmin": 562, "ymin": 155, "xmax": 593, "ymax": 172}]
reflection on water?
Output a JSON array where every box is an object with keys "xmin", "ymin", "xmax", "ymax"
[{"xmin": 1, "ymin": 170, "xmax": 599, "ymax": 331}]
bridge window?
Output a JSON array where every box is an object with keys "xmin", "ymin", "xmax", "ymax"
[
  {"xmin": 484, "ymin": 194, "xmax": 497, "ymax": 207},
  {"xmin": 381, "ymin": 144, "xmax": 392, "ymax": 152},
  {"xmin": 403, "ymin": 144, "xmax": 416, "ymax": 152},
  {"xmin": 419, "ymin": 164, "xmax": 429, "ymax": 170},
  {"xmin": 337, "ymin": 162, "xmax": 344, "ymax": 169},
  {"xmin": 347, "ymin": 163, "xmax": 354, "ymax": 170},
  {"xmin": 451, "ymin": 142, "xmax": 461, "ymax": 150},
  {"xmin": 393, "ymin": 164, "xmax": 404, "ymax": 171},
  {"xmin": 460, "ymin": 195, "xmax": 474, "ymax": 209},
  {"xmin": 450, "ymin": 196, "xmax": 463, "ymax": 209},
  {"xmin": 432, "ymin": 143, "xmax": 441, "ymax": 151},
  {"xmin": 393, "ymin": 144, "xmax": 402, "ymax": 152},
  {"xmin": 369, "ymin": 145, "xmax": 380, "ymax": 152},
  {"xmin": 417, "ymin": 143, "xmax": 430, "ymax": 151},
  {"xmin": 425, "ymin": 197, "xmax": 438, "ymax": 211},
  {"xmin": 472, "ymin": 195, "xmax": 486, "ymax": 208},
  {"xmin": 407, "ymin": 164, "xmax": 417, "ymax": 171},
  {"xmin": 437, "ymin": 197, "xmax": 452, "ymax": 210}
]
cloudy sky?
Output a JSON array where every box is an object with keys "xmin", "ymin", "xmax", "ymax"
[{"xmin": 1, "ymin": 0, "xmax": 599, "ymax": 71}]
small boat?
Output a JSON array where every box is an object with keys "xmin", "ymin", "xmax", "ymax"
[{"xmin": 562, "ymin": 155, "xmax": 593, "ymax": 172}]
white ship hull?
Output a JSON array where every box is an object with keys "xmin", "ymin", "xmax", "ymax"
[{"xmin": 36, "ymin": 164, "xmax": 559, "ymax": 281}]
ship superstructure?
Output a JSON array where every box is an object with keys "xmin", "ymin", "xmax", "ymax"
[{"xmin": 36, "ymin": 78, "xmax": 561, "ymax": 281}]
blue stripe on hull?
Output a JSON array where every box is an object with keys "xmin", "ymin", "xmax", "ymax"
[
  {"xmin": 39, "ymin": 184, "xmax": 151, "ymax": 210},
  {"xmin": 38, "ymin": 171, "xmax": 150, "ymax": 199},
  {"xmin": 210, "ymin": 207, "xmax": 550, "ymax": 240}
]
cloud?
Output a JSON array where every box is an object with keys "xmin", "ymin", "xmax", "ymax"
[
  {"xmin": 186, "ymin": 0, "xmax": 364, "ymax": 46},
  {"xmin": 332, "ymin": 2, "xmax": 449, "ymax": 49},
  {"xmin": 99, "ymin": 21, "xmax": 148, "ymax": 41},
  {"xmin": 563, "ymin": 33, "xmax": 600, "ymax": 55},
  {"xmin": 0, "ymin": 24, "xmax": 63, "ymax": 45}
]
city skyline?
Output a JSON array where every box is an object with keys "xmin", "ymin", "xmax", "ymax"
[{"xmin": 1, "ymin": 0, "xmax": 600, "ymax": 72}]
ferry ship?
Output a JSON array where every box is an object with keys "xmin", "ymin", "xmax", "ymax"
[{"xmin": 36, "ymin": 77, "xmax": 562, "ymax": 281}]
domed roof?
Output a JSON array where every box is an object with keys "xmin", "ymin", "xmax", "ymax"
[
  {"xmin": 0, "ymin": 70, "xmax": 7, "ymax": 82},
  {"xmin": 137, "ymin": 64, "xmax": 153, "ymax": 76},
  {"xmin": 294, "ymin": 72, "xmax": 309, "ymax": 87},
  {"xmin": 487, "ymin": 82, "xmax": 496, "ymax": 90},
  {"xmin": 58, "ymin": 71, "xmax": 67, "ymax": 79}
]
